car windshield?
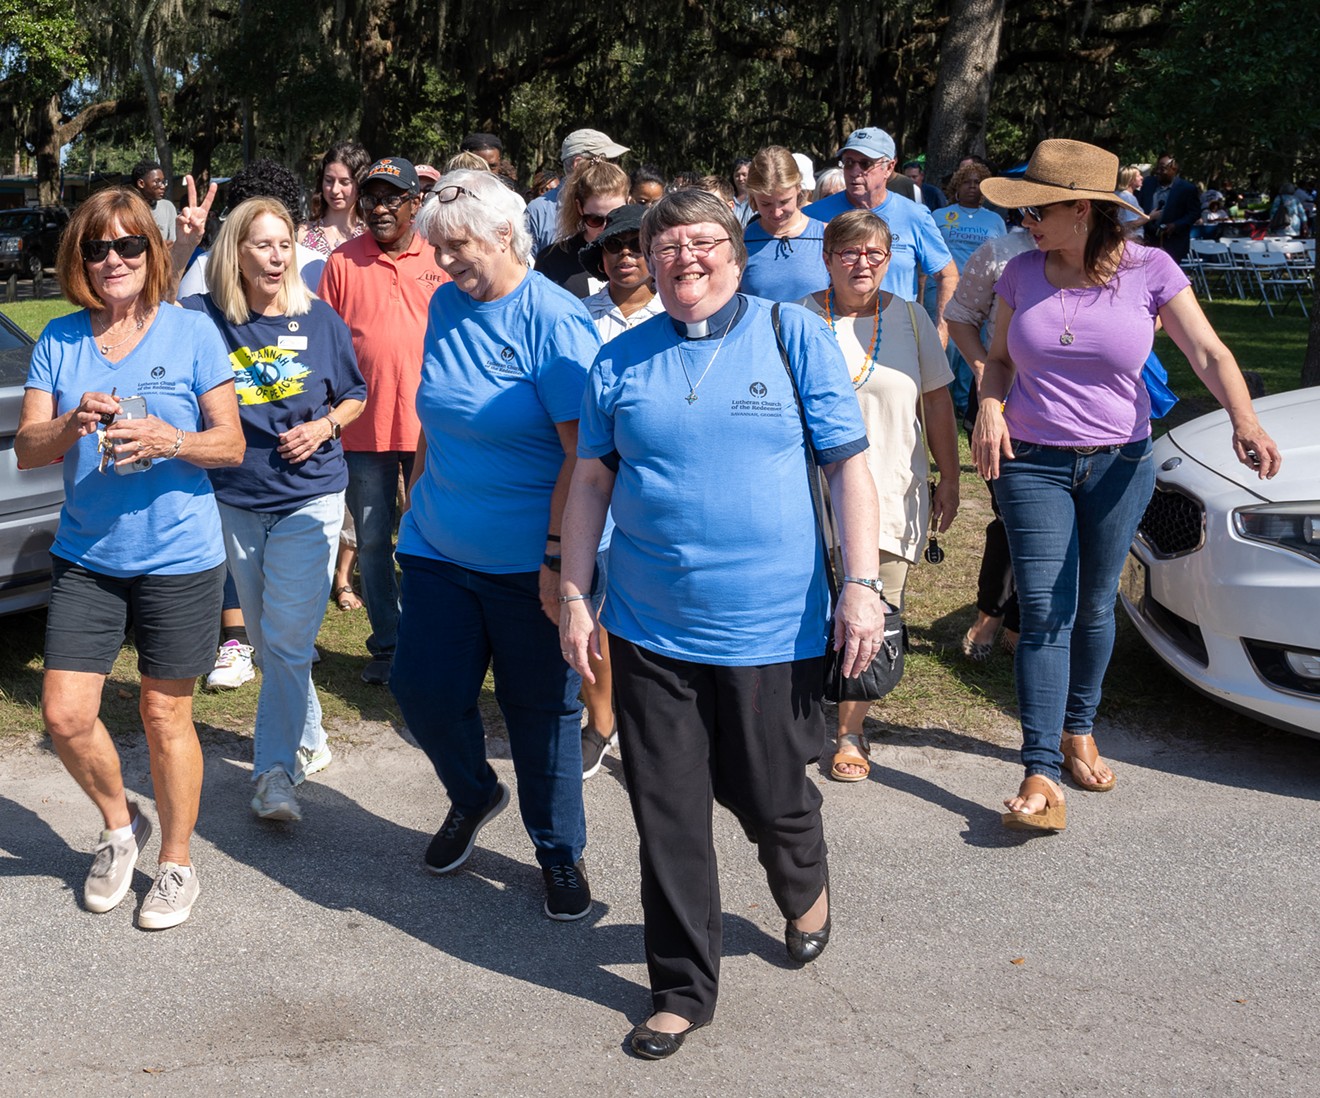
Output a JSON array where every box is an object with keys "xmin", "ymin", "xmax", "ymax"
[{"xmin": 0, "ymin": 212, "xmax": 41, "ymax": 233}]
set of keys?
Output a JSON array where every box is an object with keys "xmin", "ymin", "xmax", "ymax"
[{"xmin": 96, "ymin": 387, "xmax": 118, "ymax": 473}]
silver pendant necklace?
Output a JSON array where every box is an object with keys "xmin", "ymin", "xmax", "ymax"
[
  {"xmin": 679, "ymin": 313, "xmax": 735, "ymax": 404},
  {"xmin": 1058, "ymin": 287, "xmax": 1083, "ymax": 346},
  {"xmin": 96, "ymin": 313, "xmax": 145, "ymax": 354}
]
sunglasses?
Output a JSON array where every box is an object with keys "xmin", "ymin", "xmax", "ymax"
[
  {"xmin": 1019, "ymin": 203, "xmax": 1064, "ymax": 222},
  {"xmin": 601, "ymin": 234, "xmax": 642, "ymax": 255},
  {"xmin": 80, "ymin": 236, "xmax": 149, "ymax": 263},
  {"xmin": 581, "ymin": 213, "xmax": 611, "ymax": 230}
]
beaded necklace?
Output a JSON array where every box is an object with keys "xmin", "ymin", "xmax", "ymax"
[{"xmin": 822, "ymin": 286, "xmax": 882, "ymax": 389}]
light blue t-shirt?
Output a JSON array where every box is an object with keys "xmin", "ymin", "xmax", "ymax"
[
  {"xmin": 740, "ymin": 216, "xmax": 830, "ymax": 302},
  {"xmin": 935, "ymin": 205, "xmax": 1007, "ymax": 271},
  {"xmin": 579, "ymin": 296, "xmax": 868, "ymax": 666},
  {"xmin": 525, "ymin": 186, "xmax": 562, "ymax": 257},
  {"xmin": 397, "ymin": 270, "xmax": 601, "ymax": 573},
  {"xmin": 24, "ymin": 306, "xmax": 234, "ymax": 576},
  {"xmin": 802, "ymin": 189, "xmax": 954, "ymax": 300}
]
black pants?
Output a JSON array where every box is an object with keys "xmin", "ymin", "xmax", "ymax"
[
  {"xmin": 966, "ymin": 379, "xmax": 1019, "ymax": 632},
  {"xmin": 612, "ymin": 637, "xmax": 829, "ymax": 1025}
]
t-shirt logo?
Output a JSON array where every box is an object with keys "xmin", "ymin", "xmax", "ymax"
[
  {"xmin": 230, "ymin": 345, "xmax": 311, "ymax": 405},
  {"xmin": 943, "ymin": 210, "xmax": 960, "ymax": 225},
  {"xmin": 151, "ymin": 366, "xmax": 166, "ymax": 379},
  {"xmin": 749, "ymin": 381, "xmax": 768, "ymax": 398},
  {"xmin": 485, "ymin": 346, "xmax": 521, "ymax": 377}
]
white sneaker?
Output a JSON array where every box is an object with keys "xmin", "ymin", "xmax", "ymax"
[
  {"xmin": 252, "ymin": 767, "xmax": 301, "ymax": 821},
  {"xmin": 207, "ymin": 640, "xmax": 255, "ymax": 690},
  {"xmin": 293, "ymin": 743, "xmax": 332, "ymax": 785}
]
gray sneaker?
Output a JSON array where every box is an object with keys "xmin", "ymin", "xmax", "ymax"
[
  {"xmin": 84, "ymin": 803, "xmax": 153, "ymax": 914},
  {"xmin": 252, "ymin": 767, "xmax": 301, "ymax": 821},
  {"xmin": 137, "ymin": 862, "xmax": 199, "ymax": 930},
  {"xmin": 293, "ymin": 743, "xmax": 332, "ymax": 786}
]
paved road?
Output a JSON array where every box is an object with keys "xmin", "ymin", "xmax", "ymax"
[{"xmin": 1, "ymin": 712, "xmax": 1317, "ymax": 1096}]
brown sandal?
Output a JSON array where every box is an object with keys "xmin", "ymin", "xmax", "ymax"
[
  {"xmin": 1062, "ymin": 732, "xmax": 1117, "ymax": 792},
  {"xmin": 829, "ymin": 732, "xmax": 870, "ymax": 782},
  {"xmin": 1001, "ymin": 775, "xmax": 1067, "ymax": 832},
  {"xmin": 333, "ymin": 584, "xmax": 363, "ymax": 611}
]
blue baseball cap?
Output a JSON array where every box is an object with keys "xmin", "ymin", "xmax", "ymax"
[{"xmin": 836, "ymin": 128, "xmax": 897, "ymax": 162}]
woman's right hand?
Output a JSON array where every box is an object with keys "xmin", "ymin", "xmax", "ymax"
[
  {"xmin": 971, "ymin": 399, "xmax": 1014, "ymax": 480},
  {"xmin": 559, "ymin": 599, "xmax": 600, "ymax": 683},
  {"xmin": 71, "ymin": 390, "xmax": 121, "ymax": 438}
]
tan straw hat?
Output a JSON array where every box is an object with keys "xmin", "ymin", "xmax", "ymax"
[{"xmin": 980, "ymin": 139, "xmax": 1143, "ymax": 216}]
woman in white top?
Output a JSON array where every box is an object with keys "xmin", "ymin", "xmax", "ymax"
[{"xmin": 801, "ymin": 209, "xmax": 960, "ymax": 782}]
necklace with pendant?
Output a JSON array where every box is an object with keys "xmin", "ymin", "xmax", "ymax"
[
  {"xmin": 822, "ymin": 286, "xmax": 881, "ymax": 389},
  {"xmin": 1058, "ymin": 287, "xmax": 1085, "ymax": 346},
  {"xmin": 95, "ymin": 313, "xmax": 146, "ymax": 355},
  {"xmin": 679, "ymin": 312, "xmax": 735, "ymax": 404}
]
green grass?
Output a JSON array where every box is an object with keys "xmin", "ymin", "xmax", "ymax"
[{"xmin": 0, "ymin": 298, "xmax": 77, "ymax": 338}]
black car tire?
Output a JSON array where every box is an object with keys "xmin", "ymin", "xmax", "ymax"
[{"xmin": 24, "ymin": 252, "xmax": 43, "ymax": 280}]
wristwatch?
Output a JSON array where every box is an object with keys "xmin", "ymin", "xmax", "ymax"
[
  {"xmin": 325, "ymin": 412, "xmax": 342, "ymax": 440},
  {"xmin": 843, "ymin": 575, "xmax": 883, "ymax": 594}
]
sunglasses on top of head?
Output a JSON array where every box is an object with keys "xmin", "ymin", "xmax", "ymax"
[{"xmin": 80, "ymin": 235, "xmax": 150, "ymax": 263}]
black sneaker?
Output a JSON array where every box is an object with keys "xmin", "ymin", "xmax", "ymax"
[
  {"xmin": 581, "ymin": 726, "xmax": 614, "ymax": 780},
  {"xmin": 543, "ymin": 858, "xmax": 592, "ymax": 921},
  {"xmin": 425, "ymin": 782, "xmax": 510, "ymax": 874},
  {"xmin": 360, "ymin": 654, "xmax": 392, "ymax": 685}
]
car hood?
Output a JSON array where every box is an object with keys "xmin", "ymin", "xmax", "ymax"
[{"xmin": 1165, "ymin": 387, "xmax": 1320, "ymax": 502}]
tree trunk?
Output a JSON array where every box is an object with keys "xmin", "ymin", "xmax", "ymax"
[
  {"xmin": 135, "ymin": 0, "xmax": 172, "ymax": 181},
  {"xmin": 926, "ymin": 0, "xmax": 1006, "ymax": 188},
  {"xmin": 31, "ymin": 95, "xmax": 122, "ymax": 206},
  {"xmin": 1303, "ymin": 279, "xmax": 1320, "ymax": 386}
]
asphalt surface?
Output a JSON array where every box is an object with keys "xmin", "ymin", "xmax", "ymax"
[{"xmin": 1, "ymin": 710, "xmax": 1317, "ymax": 1096}]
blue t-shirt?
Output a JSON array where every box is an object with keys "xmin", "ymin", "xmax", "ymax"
[
  {"xmin": 525, "ymin": 187, "xmax": 562, "ymax": 256},
  {"xmin": 802, "ymin": 190, "xmax": 954, "ymax": 300},
  {"xmin": 25, "ymin": 306, "xmax": 233, "ymax": 576},
  {"xmin": 397, "ymin": 270, "xmax": 601, "ymax": 573},
  {"xmin": 936, "ymin": 205, "xmax": 1007, "ymax": 271},
  {"xmin": 579, "ymin": 296, "xmax": 868, "ymax": 666},
  {"xmin": 740, "ymin": 216, "xmax": 830, "ymax": 302},
  {"xmin": 181, "ymin": 296, "xmax": 366, "ymax": 511}
]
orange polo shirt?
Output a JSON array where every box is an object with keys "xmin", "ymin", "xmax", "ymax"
[{"xmin": 319, "ymin": 229, "xmax": 449, "ymax": 452}]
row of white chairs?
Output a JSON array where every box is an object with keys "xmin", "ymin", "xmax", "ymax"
[{"xmin": 1183, "ymin": 239, "xmax": 1313, "ymax": 317}]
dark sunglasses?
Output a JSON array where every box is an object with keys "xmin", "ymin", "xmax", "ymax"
[
  {"xmin": 601, "ymin": 234, "xmax": 642, "ymax": 255},
  {"xmin": 1019, "ymin": 203, "xmax": 1064, "ymax": 222},
  {"xmin": 581, "ymin": 213, "xmax": 610, "ymax": 229},
  {"xmin": 80, "ymin": 235, "xmax": 149, "ymax": 263}
]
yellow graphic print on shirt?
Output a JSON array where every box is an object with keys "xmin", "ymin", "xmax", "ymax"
[{"xmin": 230, "ymin": 345, "xmax": 311, "ymax": 405}]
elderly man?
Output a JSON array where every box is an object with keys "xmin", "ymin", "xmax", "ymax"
[
  {"xmin": 803, "ymin": 128, "xmax": 958, "ymax": 344},
  {"xmin": 319, "ymin": 158, "xmax": 450, "ymax": 684},
  {"xmin": 525, "ymin": 128, "xmax": 629, "ymax": 254}
]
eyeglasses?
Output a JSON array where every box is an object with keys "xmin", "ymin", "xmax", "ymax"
[
  {"xmin": 651, "ymin": 237, "xmax": 730, "ymax": 262},
  {"xmin": 434, "ymin": 185, "xmax": 481, "ymax": 204},
  {"xmin": 830, "ymin": 247, "xmax": 890, "ymax": 267},
  {"xmin": 80, "ymin": 235, "xmax": 149, "ymax": 263},
  {"xmin": 357, "ymin": 191, "xmax": 414, "ymax": 213},
  {"xmin": 840, "ymin": 155, "xmax": 891, "ymax": 174},
  {"xmin": 602, "ymin": 234, "xmax": 642, "ymax": 256}
]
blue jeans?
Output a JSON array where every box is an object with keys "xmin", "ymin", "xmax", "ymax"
[
  {"xmin": 993, "ymin": 439, "xmax": 1155, "ymax": 780},
  {"xmin": 218, "ymin": 493, "xmax": 344, "ymax": 780},
  {"xmin": 345, "ymin": 450, "xmax": 414, "ymax": 657},
  {"xmin": 391, "ymin": 554, "xmax": 587, "ymax": 868}
]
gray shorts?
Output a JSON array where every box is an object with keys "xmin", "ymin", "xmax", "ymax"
[{"xmin": 45, "ymin": 555, "xmax": 226, "ymax": 679}]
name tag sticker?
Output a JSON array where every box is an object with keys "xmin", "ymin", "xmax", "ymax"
[{"xmin": 277, "ymin": 336, "xmax": 308, "ymax": 351}]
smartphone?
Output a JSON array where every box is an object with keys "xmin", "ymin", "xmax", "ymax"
[{"xmin": 113, "ymin": 395, "xmax": 153, "ymax": 475}]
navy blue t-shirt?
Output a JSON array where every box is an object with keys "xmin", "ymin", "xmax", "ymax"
[{"xmin": 181, "ymin": 295, "xmax": 366, "ymax": 510}]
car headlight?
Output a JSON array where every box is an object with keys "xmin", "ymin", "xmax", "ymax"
[
  {"xmin": 1233, "ymin": 504, "xmax": 1320, "ymax": 563},
  {"xmin": 0, "ymin": 238, "xmax": 19, "ymax": 254}
]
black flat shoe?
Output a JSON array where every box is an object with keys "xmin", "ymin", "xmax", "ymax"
[
  {"xmin": 627, "ymin": 1019, "xmax": 707, "ymax": 1060},
  {"xmin": 785, "ymin": 913, "xmax": 831, "ymax": 964}
]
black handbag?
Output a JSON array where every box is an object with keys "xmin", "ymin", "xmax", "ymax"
[{"xmin": 771, "ymin": 303, "xmax": 904, "ymax": 703}]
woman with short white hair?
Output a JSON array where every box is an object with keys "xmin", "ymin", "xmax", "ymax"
[{"xmin": 393, "ymin": 170, "xmax": 603, "ymax": 920}]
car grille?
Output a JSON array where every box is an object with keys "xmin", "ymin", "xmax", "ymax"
[{"xmin": 1138, "ymin": 485, "xmax": 1205, "ymax": 558}]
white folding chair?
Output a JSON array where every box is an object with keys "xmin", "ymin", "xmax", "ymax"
[
  {"xmin": 1227, "ymin": 240, "xmax": 1268, "ymax": 298},
  {"xmin": 1246, "ymin": 252, "xmax": 1310, "ymax": 318},
  {"xmin": 1189, "ymin": 240, "xmax": 1240, "ymax": 300}
]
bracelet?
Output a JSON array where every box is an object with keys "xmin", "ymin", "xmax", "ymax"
[
  {"xmin": 545, "ymin": 534, "xmax": 561, "ymax": 543},
  {"xmin": 558, "ymin": 593, "xmax": 590, "ymax": 604},
  {"xmin": 542, "ymin": 554, "xmax": 562, "ymax": 573},
  {"xmin": 843, "ymin": 575, "xmax": 883, "ymax": 594},
  {"xmin": 167, "ymin": 429, "xmax": 185, "ymax": 459}
]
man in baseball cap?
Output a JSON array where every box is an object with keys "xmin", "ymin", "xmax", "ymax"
[
  {"xmin": 803, "ymin": 126, "xmax": 958, "ymax": 346},
  {"xmin": 526, "ymin": 128, "xmax": 630, "ymax": 254}
]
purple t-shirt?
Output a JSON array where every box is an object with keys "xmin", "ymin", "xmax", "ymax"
[{"xmin": 995, "ymin": 244, "xmax": 1189, "ymax": 445}]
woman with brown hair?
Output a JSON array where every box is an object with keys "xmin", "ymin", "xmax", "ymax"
[
  {"xmin": 973, "ymin": 140, "xmax": 1280, "ymax": 830},
  {"xmin": 17, "ymin": 188, "xmax": 243, "ymax": 928},
  {"xmin": 299, "ymin": 141, "xmax": 371, "ymax": 256},
  {"xmin": 535, "ymin": 159, "xmax": 629, "ymax": 295},
  {"xmin": 740, "ymin": 145, "xmax": 829, "ymax": 302}
]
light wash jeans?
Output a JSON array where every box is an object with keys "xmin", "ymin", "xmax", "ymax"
[{"xmin": 218, "ymin": 493, "xmax": 344, "ymax": 781}]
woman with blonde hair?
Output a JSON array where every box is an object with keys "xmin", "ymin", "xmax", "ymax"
[
  {"xmin": 182, "ymin": 197, "xmax": 366, "ymax": 824},
  {"xmin": 535, "ymin": 159, "xmax": 629, "ymax": 295},
  {"xmin": 740, "ymin": 145, "xmax": 829, "ymax": 302}
]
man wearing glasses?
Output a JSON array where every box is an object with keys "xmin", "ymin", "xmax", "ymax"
[
  {"xmin": 319, "ymin": 157, "xmax": 450, "ymax": 684},
  {"xmin": 804, "ymin": 128, "xmax": 958, "ymax": 346}
]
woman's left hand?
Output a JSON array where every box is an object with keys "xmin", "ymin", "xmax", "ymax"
[
  {"xmin": 277, "ymin": 420, "xmax": 332, "ymax": 464},
  {"xmin": 105, "ymin": 414, "xmax": 179, "ymax": 463},
  {"xmin": 833, "ymin": 582, "xmax": 884, "ymax": 679},
  {"xmin": 1231, "ymin": 417, "xmax": 1283, "ymax": 479},
  {"xmin": 930, "ymin": 477, "xmax": 960, "ymax": 533}
]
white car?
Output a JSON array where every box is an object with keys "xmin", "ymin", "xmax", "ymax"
[{"xmin": 1120, "ymin": 387, "xmax": 1320, "ymax": 738}]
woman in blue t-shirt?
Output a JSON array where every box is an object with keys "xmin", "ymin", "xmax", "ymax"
[
  {"xmin": 182, "ymin": 197, "xmax": 366, "ymax": 826},
  {"xmin": 739, "ymin": 145, "xmax": 829, "ymax": 302},
  {"xmin": 17, "ymin": 187, "xmax": 244, "ymax": 930},
  {"xmin": 392, "ymin": 169, "xmax": 601, "ymax": 922}
]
